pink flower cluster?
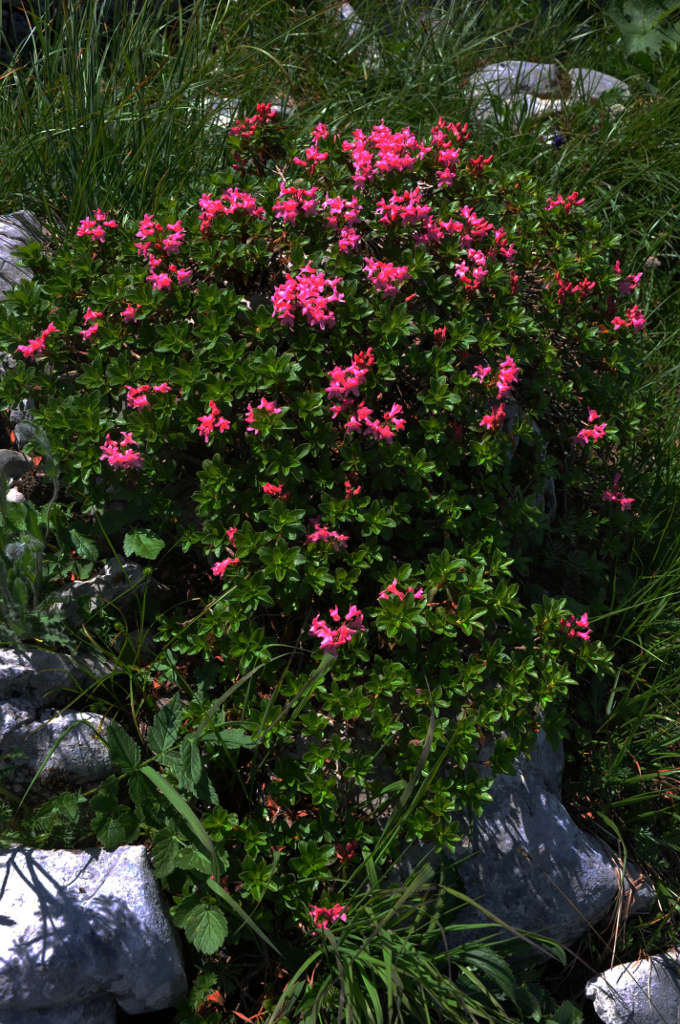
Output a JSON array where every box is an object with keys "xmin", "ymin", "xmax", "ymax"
[
  {"xmin": 574, "ymin": 409, "xmax": 607, "ymax": 446},
  {"xmin": 376, "ymin": 187, "xmax": 431, "ymax": 226},
  {"xmin": 198, "ymin": 188, "xmax": 266, "ymax": 233},
  {"xmin": 473, "ymin": 356, "xmax": 520, "ymax": 430},
  {"xmin": 100, "ymin": 431, "xmax": 143, "ymax": 470},
  {"xmin": 309, "ymin": 904, "xmax": 347, "ymax": 930},
  {"xmin": 554, "ymin": 272, "xmax": 597, "ymax": 304},
  {"xmin": 363, "ymin": 257, "xmax": 411, "ymax": 297},
  {"xmin": 326, "ymin": 349, "xmax": 405, "ymax": 443},
  {"xmin": 545, "ymin": 191, "xmax": 585, "ymax": 213},
  {"xmin": 212, "ymin": 556, "xmax": 240, "ymax": 576},
  {"xmin": 76, "ymin": 208, "xmax": 118, "ymax": 243},
  {"xmin": 245, "ymin": 397, "xmax": 284, "ymax": 434},
  {"xmin": 272, "ymin": 263, "xmax": 344, "ymax": 330},
  {"xmin": 611, "ymin": 304, "xmax": 646, "ymax": 331},
  {"xmin": 602, "ymin": 473, "xmax": 634, "ymax": 510},
  {"xmin": 378, "ymin": 578, "xmax": 425, "ymax": 601},
  {"xmin": 454, "ymin": 247, "xmax": 488, "ymax": 291},
  {"xmin": 125, "ymin": 382, "xmax": 172, "ymax": 409},
  {"xmin": 262, "ymin": 482, "xmax": 289, "ymax": 499},
  {"xmin": 430, "ymin": 116, "xmax": 469, "ymax": 186},
  {"xmin": 560, "ymin": 612, "xmax": 592, "ymax": 641},
  {"xmin": 309, "ymin": 605, "xmax": 365, "ymax": 654},
  {"xmin": 146, "ymin": 264, "xmax": 192, "ymax": 291},
  {"xmin": 614, "ymin": 261, "xmax": 643, "ymax": 296},
  {"xmin": 229, "ymin": 101, "xmax": 277, "ymax": 138},
  {"xmin": 323, "ymin": 194, "xmax": 362, "ymax": 229},
  {"xmin": 272, "ymin": 183, "xmax": 318, "ymax": 224},
  {"xmin": 81, "ymin": 307, "xmax": 103, "ymax": 341},
  {"xmin": 293, "ymin": 122, "xmax": 330, "ymax": 171},
  {"xmin": 17, "ymin": 321, "xmax": 58, "ymax": 359},
  {"xmin": 341, "ymin": 121, "xmax": 432, "ymax": 188},
  {"xmin": 198, "ymin": 400, "xmax": 231, "ymax": 442},
  {"xmin": 136, "ymin": 214, "xmax": 185, "ymax": 257},
  {"xmin": 306, "ymin": 522, "xmax": 349, "ymax": 549},
  {"xmin": 121, "ymin": 303, "xmax": 141, "ymax": 323},
  {"xmin": 468, "ymin": 153, "xmax": 494, "ymax": 176}
]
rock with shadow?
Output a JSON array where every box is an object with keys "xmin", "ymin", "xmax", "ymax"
[{"xmin": 0, "ymin": 845, "xmax": 187, "ymax": 1023}]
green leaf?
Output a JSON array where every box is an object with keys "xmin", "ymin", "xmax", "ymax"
[
  {"xmin": 107, "ymin": 720, "xmax": 141, "ymax": 771},
  {"xmin": 151, "ymin": 828, "xmax": 182, "ymax": 877},
  {"xmin": 172, "ymin": 895, "xmax": 229, "ymax": 955},
  {"xmin": 147, "ymin": 693, "xmax": 182, "ymax": 754},
  {"xmin": 141, "ymin": 765, "xmax": 217, "ymax": 869},
  {"xmin": 217, "ymin": 727, "xmax": 257, "ymax": 750},
  {"xmin": 123, "ymin": 529, "xmax": 166, "ymax": 561},
  {"xmin": 96, "ymin": 806, "xmax": 140, "ymax": 849},
  {"xmin": 69, "ymin": 528, "xmax": 99, "ymax": 562}
]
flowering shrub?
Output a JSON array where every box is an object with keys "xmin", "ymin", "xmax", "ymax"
[{"xmin": 0, "ymin": 108, "xmax": 648, "ymax": 1004}]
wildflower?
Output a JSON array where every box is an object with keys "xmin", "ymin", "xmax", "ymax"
[
  {"xmin": 574, "ymin": 410, "xmax": 607, "ymax": 446},
  {"xmin": 229, "ymin": 101, "xmax": 277, "ymax": 138},
  {"xmin": 17, "ymin": 321, "xmax": 58, "ymax": 359},
  {"xmin": 614, "ymin": 261, "xmax": 643, "ymax": 296},
  {"xmin": 174, "ymin": 267, "xmax": 193, "ymax": 287},
  {"xmin": 344, "ymin": 479, "xmax": 362, "ymax": 498},
  {"xmin": 197, "ymin": 401, "xmax": 231, "ymax": 442},
  {"xmin": 212, "ymin": 557, "xmax": 240, "ymax": 577},
  {"xmin": 126, "ymin": 384, "xmax": 151, "ymax": 409},
  {"xmin": 99, "ymin": 431, "xmax": 144, "ymax": 470},
  {"xmin": 378, "ymin": 578, "xmax": 424, "ymax": 600},
  {"xmin": 480, "ymin": 404, "xmax": 506, "ymax": 431},
  {"xmin": 309, "ymin": 605, "xmax": 365, "ymax": 654},
  {"xmin": 363, "ymin": 257, "xmax": 411, "ymax": 297},
  {"xmin": 77, "ymin": 208, "xmax": 117, "ymax": 243},
  {"xmin": 306, "ymin": 523, "xmax": 349, "ymax": 549},
  {"xmin": 245, "ymin": 397, "xmax": 284, "ymax": 434},
  {"xmin": 146, "ymin": 270, "xmax": 173, "ymax": 291},
  {"xmin": 560, "ymin": 612, "xmax": 592, "ymax": 642},
  {"xmin": 262, "ymin": 482, "xmax": 288, "ymax": 498},
  {"xmin": 309, "ymin": 904, "xmax": 348, "ymax": 930},
  {"xmin": 611, "ymin": 304, "xmax": 646, "ymax": 331},
  {"xmin": 602, "ymin": 473, "xmax": 634, "ymax": 510},
  {"xmin": 272, "ymin": 264, "xmax": 344, "ymax": 330},
  {"xmin": 121, "ymin": 303, "xmax": 140, "ymax": 322},
  {"xmin": 545, "ymin": 191, "xmax": 585, "ymax": 213},
  {"xmin": 153, "ymin": 382, "xmax": 172, "ymax": 393},
  {"xmin": 433, "ymin": 327, "xmax": 447, "ymax": 344}
]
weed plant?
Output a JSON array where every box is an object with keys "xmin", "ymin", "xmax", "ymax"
[{"xmin": 0, "ymin": 1, "xmax": 679, "ymax": 1022}]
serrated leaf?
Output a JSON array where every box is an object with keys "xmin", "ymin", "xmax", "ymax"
[
  {"xmin": 96, "ymin": 806, "xmax": 140, "ymax": 849},
  {"xmin": 107, "ymin": 720, "xmax": 141, "ymax": 771},
  {"xmin": 147, "ymin": 693, "xmax": 182, "ymax": 754},
  {"xmin": 217, "ymin": 727, "xmax": 257, "ymax": 750},
  {"xmin": 151, "ymin": 828, "xmax": 182, "ymax": 877},
  {"xmin": 174, "ymin": 897, "xmax": 229, "ymax": 955},
  {"xmin": 123, "ymin": 529, "xmax": 165, "ymax": 561},
  {"xmin": 181, "ymin": 736, "xmax": 203, "ymax": 786},
  {"xmin": 69, "ymin": 528, "xmax": 99, "ymax": 562}
]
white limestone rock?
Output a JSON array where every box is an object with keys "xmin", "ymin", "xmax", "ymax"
[
  {"xmin": 0, "ymin": 646, "xmax": 111, "ymax": 708},
  {"xmin": 0, "ymin": 211, "xmax": 42, "ymax": 300},
  {"xmin": 586, "ymin": 952, "xmax": 680, "ymax": 1023},
  {"xmin": 0, "ymin": 845, "xmax": 187, "ymax": 1017}
]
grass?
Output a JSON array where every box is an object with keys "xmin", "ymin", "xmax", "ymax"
[{"xmin": 1, "ymin": 0, "xmax": 680, "ymax": 1019}]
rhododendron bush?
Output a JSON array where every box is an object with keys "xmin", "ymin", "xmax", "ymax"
[{"xmin": 0, "ymin": 106, "xmax": 645, "ymax": 965}]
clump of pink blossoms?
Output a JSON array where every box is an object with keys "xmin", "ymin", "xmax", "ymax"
[
  {"xmin": 574, "ymin": 409, "xmax": 607, "ymax": 446},
  {"xmin": 545, "ymin": 191, "xmax": 585, "ymax": 213},
  {"xmin": 272, "ymin": 263, "xmax": 344, "ymax": 330},
  {"xmin": 198, "ymin": 188, "xmax": 266, "ymax": 233},
  {"xmin": 309, "ymin": 904, "xmax": 347, "ymax": 930},
  {"xmin": 17, "ymin": 321, "xmax": 58, "ymax": 359},
  {"xmin": 272, "ymin": 183, "xmax": 318, "ymax": 224},
  {"xmin": 245, "ymin": 397, "xmax": 284, "ymax": 434},
  {"xmin": 602, "ymin": 473, "xmax": 634, "ymax": 511},
  {"xmin": 100, "ymin": 431, "xmax": 143, "ymax": 470},
  {"xmin": 560, "ymin": 613, "xmax": 592, "ymax": 642},
  {"xmin": 197, "ymin": 401, "xmax": 231, "ymax": 443},
  {"xmin": 363, "ymin": 257, "xmax": 411, "ymax": 297},
  {"xmin": 306, "ymin": 523, "xmax": 349, "ymax": 549},
  {"xmin": 309, "ymin": 605, "xmax": 366, "ymax": 654},
  {"xmin": 76, "ymin": 208, "xmax": 118, "ymax": 243},
  {"xmin": 611, "ymin": 304, "xmax": 646, "ymax": 331},
  {"xmin": 378, "ymin": 579, "xmax": 425, "ymax": 601},
  {"xmin": 125, "ymin": 382, "xmax": 173, "ymax": 409}
]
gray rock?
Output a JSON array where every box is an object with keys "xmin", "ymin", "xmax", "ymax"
[
  {"xmin": 569, "ymin": 66, "xmax": 630, "ymax": 103},
  {"xmin": 47, "ymin": 559, "xmax": 147, "ymax": 628},
  {"xmin": 0, "ymin": 211, "xmax": 42, "ymax": 300},
  {"xmin": 0, "ymin": 996, "xmax": 117, "ymax": 1024},
  {"xmin": 0, "ymin": 701, "xmax": 114, "ymax": 795},
  {"xmin": 0, "ymin": 647, "xmax": 111, "ymax": 708},
  {"xmin": 0, "ymin": 845, "xmax": 187, "ymax": 1016},
  {"xmin": 586, "ymin": 952, "xmax": 680, "ymax": 1023},
  {"xmin": 0, "ymin": 449, "xmax": 30, "ymax": 482},
  {"xmin": 396, "ymin": 730, "xmax": 655, "ymax": 962}
]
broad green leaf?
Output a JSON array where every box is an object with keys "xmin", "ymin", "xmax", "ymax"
[
  {"xmin": 173, "ymin": 896, "xmax": 229, "ymax": 955},
  {"xmin": 147, "ymin": 693, "xmax": 182, "ymax": 754},
  {"xmin": 123, "ymin": 529, "xmax": 165, "ymax": 561},
  {"xmin": 151, "ymin": 828, "xmax": 182, "ymax": 877},
  {"xmin": 141, "ymin": 765, "xmax": 217, "ymax": 869},
  {"xmin": 217, "ymin": 727, "xmax": 257, "ymax": 750},
  {"xmin": 69, "ymin": 528, "xmax": 99, "ymax": 562},
  {"xmin": 107, "ymin": 720, "xmax": 141, "ymax": 771}
]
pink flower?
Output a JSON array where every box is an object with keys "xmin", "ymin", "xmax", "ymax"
[
  {"xmin": 262, "ymin": 482, "xmax": 288, "ymax": 498},
  {"xmin": 309, "ymin": 904, "xmax": 348, "ymax": 930},
  {"xmin": 337, "ymin": 226, "xmax": 361, "ymax": 251},
  {"xmin": 472, "ymin": 364, "xmax": 491, "ymax": 383},
  {"xmin": 480, "ymin": 404, "xmax": 507, "ymax": 431},
  {"xmin": 574, "ymin": 410, "xmax": 607, "ymax": 446},
  {"xmin": 121, "ymin": 303, "xmax": 141, "ymax": 322},
  {"xmin": 378, "ymin": 578, "xmax": 424, "ymax": 600},
  {"xmin": 363, "ymin": 257, "xmax": 411, "ymax": 297},
  {"xmin": 198, "ymin": 400, "xmax": 231, "ymax": 442},
  {"xmin": 147, "ymin": 271, "xmax": 173, "ymax": 291},
  {"xmin": 17, "ymin": 321, "xmax": 58, "ymax": 359},
  {"xmin": 310, "ymin": 605, "xmax": 365, "ymax": 654},
  {"xmin": 344, "ymin": 479, "xmax": 362, "ymax": 498},
  {"xmin": 77, "ymin": 209, "xmax": 117, "ymax": 243},
  {"xmin": 272, "ymin": 264, "xmax": 345, "ymax": 330},
  {"xmin": 126, "ymin": 384, "xmax": 151, "ymax": 409},
  {"xmin": 433, "ymin": 327, "xmax": 447, "ymax": 344},
  {"xmin": 225, "ymin": 526, "xmax": 238, "ymax": 542},
  {"xmin": 602, "ymin": 473, "xmax": 634, "ymax": 510},
  {"xmin": 83, "ymin": 307, "xmax": 103, "ymax": 324},
  {"xmin": 611, "ymin": 304, "xmax": 646, "ymax": 331},
  {"xmin": 212, "ymin": 557, "xmax": 240, "ymax": 577},
  {"xmin": 545, "ymin": 191, "xmax": 585, "ymax": 213},
  {"xmin": 99, "ymin": 431, "xmax": 144, "ymax": 470},
  {"xmin": 175, "ymin": 267, "xmax": 193, "ymax": 287},
  {"xmin": 306, "ymin": 523, "xmax": 349, "ymax": 549},
  {"xmin": 153, "ymin": 382, "xmax": 172, "ymax": 393},
  {"xmin": 245, "ymin": 397, "xmax": 284, "ymax": 434},
  {"xmin": 560, "ymin": 612, "xmax": 592, "ymax": 642}
]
